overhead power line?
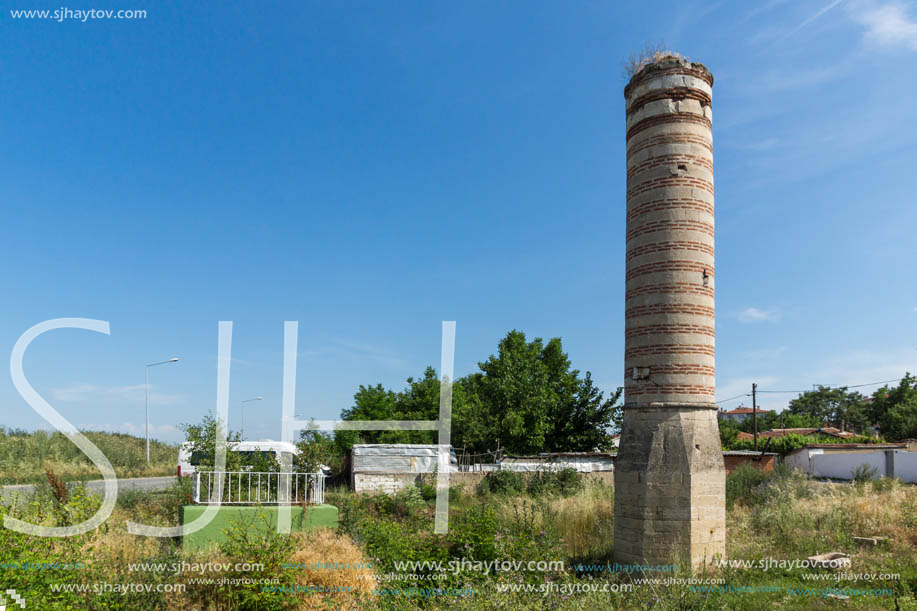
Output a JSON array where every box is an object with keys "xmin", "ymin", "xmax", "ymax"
[
  {"xmin": 756, "ymin": 377, "xmax": 906, "ymax": 394},
  {"xmin": 715, "ymin": 377, "xmax": 907, "ymax": 403},
  {"xmin": 846, "ymin": 377, "xmax": 904, "ymax": 389},
  {"xmin": 715, "ymin": 393, "xmax": 750, "ymax": 404}
]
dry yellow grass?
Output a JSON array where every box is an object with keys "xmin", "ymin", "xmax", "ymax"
[
  {"xmin": 547, "ymin": 483, "xmax": 614, "ymax": 559},
  {"xmin": 289, "ymin": 528, "xmax": 377, "ymax": 610},
  {"xmin": 80, "ymin": 525, "xmax": 163, "ymax": 568},
  {"xmin": 486, "ymin": 480, "xmax": 615, "ymax": 560}
]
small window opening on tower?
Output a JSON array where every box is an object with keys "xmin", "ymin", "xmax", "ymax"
[{"xmin": 632, "ymin": 367, "xmax": 651, "ymax": 380}]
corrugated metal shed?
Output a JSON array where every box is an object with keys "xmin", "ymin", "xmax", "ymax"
[{"xmin": 351, "ymin": 444, "xmax": 456, "ymax": 474}]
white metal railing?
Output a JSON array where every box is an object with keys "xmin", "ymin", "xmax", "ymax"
[{"xmin": 192, "ymin": 471, "xmax": 325, "ymax": 505}]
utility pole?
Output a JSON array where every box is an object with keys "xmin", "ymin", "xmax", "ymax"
[
  {"xmin": 752, "ymin": 382, "xmax": 758, "ymax": 451},
  {"xmin": 145, "ymin": 357, "xmax": 180, "ymax": 464}
]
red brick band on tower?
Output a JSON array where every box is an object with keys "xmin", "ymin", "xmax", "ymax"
[{"xmin": 624, "ymin": 60, "xmax": 715, "ymax": 407}]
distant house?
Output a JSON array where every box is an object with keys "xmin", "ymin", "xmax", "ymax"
[
  {"xmin": 610, "ymin": 434, "xmax": 620, "ymax": 449},
  {"xmin": 719, "ymin": 406, "xmax": 772, "ymax": 423},
  {"xmin": 785, "ymin": 443, "xmax": 915, "ymax": 481}
]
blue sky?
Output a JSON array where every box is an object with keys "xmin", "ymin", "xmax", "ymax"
[{"xmin": 1, "ymin": 1, "xmax": 916, "ymax": 443}]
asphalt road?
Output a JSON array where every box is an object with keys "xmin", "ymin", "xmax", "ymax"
[{"xmin": 0, "ymin": 476, "xmax": 176, "ymax": 504}]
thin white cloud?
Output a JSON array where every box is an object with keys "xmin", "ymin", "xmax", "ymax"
[
  {"xmin": 51, "ymin": 384, "xmax": 97, "ymax": 402},
  {"xmin": 51, "ymin": 383, "xmax": 185, "ymax": 406},
  {"xmin": 787, "ymin": 0, "xmax": 846, "ymax": 37},
  {"xmin": 741, "ymin": 0, "xmax": 794, "ymax": 23},
  {"xmin": 806, "ymin": 347, "xmax": 917, "ymax": 388},
  {"xmin": 744, "ymin": 61, "xmax": 850, "ymax": 94},
  {"xmin": 738, "ymin": 307, "xmax": 781, "ymax": 323},
  {"xmin": 301, "ymin": 340, "xmax": 407, "ymax": 368},
  {"xmin": 747, "ymin": 0, "xmax": 845, "ymax": 46},
  {"xmin": 853, "ymin": 1, "xmax": 917, "ymax": 50},
  {"xmin": 743, "ymin": 138, "xmax": 782, "ymax": 151}
]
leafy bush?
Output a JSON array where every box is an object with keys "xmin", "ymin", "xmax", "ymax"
[
  {"xmin": 726, "ymin": 464, "xmax": 769, "ymax": 508},
  {"xmin": 481, "ymin": 470, "xmax": 526, "ymax": 495},
  {"xmin": 447, "ymin": 503, "xmax": 499, "ymax": 562},
  {"xmin": 555, "ymin": 468, "xmax": 585, "ymax": 496},
  {"xmin": 526, "ymin": 468, "xmax": 584, "ymax": 497},
  {"xmin": 496, "ymin": 500, "xmax": 564, "ymax": 584},
  {"xmin": 871, "ymin": 476, "xmax": 899, "ymax": 493},
  {"xmin": 377, "ymin": 485, "xmax": 427, "ymax": 520},
  {"xmin": 852, "ymin": 463, "xmax": 879, "ymax": 484},
  {"xmin": 419, "ymin": 482, "xmax": 437, "ymax": 501},
  {"xmin": 359, "ymin": 517, "xmax": 450, "ymax": 575}
]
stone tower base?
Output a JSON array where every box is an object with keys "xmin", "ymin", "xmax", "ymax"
[{"xmin": 613, "ymin": 406, "xmax": 725, "ymax": 569}]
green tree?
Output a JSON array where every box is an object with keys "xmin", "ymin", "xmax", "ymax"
[
  {"xmin": 334, "ymin": 383, "xmax": 401, "ymax": 452},
  {"xmin": 874, "ymin": 374, "xmax": 917, "ymax": 440},
  {"xmin": 476, "ymin": 331, "xmax": 556, "ymax": 455},
  {"xmin": 451, "ymin": 373, "xmax": 497, "ymax": 454},
  {"xmin": 179, "ymin": 414, "xmax": 279, "ymax": 472},
  {"xmin": 477, "ymin": 330, "xmax": 620, "ymax": 454},
  {"xmin": 882, "ymin": 398, "xmax": 917, "ymax": 441},
  {"xmin": 548, "ymin": 373, "xmax": 622, "ymax": 451},
  {"xmin": 335, "ymin": 368, "xmax": 479, "ymax": 450},
  {"xmin": 180, "ymin": 414, "xmax": 242, "ymax": 471},
  {"xmin": 787, "ymin": 386, "xmax": 868, "ymax": 433},
  {"xmin": 296, "ymin": 423, "xmax": 343, "ymax": 473},
  {"xmin": 719, "ymin": 419, "xmax": 740, "ymax": 448}
]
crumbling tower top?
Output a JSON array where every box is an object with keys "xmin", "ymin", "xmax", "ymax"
[{"xmin": 624, "ymin": 55, "xmax": 713, "ymax": 100}]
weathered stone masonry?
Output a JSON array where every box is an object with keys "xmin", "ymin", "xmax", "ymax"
[{"xmin": 613, "ymin": 57, "xmax": 726, "ymax": 568}]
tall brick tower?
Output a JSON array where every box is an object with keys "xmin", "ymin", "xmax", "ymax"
[{"xmin": 613, "ymin": 56, "xmax": 726, "ymax": 568}]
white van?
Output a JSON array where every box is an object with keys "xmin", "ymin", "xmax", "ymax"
[{"xmin": 177, "ymin": 440, "xmax": 300, "ymax": 477}]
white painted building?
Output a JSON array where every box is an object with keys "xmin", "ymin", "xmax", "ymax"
[{"xmin": 784, "ymin": 444, "xmax": 917, "ymax": 482}]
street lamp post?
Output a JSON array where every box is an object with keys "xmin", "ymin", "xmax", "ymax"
[
  {"xmin": 241, "ymin": 396, "xmax": 263, "ymax": 440},
  {"xmin": 145, "ymin": 357, "xmax": 180, "ymax": 464}
]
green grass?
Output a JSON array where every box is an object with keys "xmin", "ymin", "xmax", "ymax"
[{"xmin": 0, "ymin": 427, "xmax": 177, "ymax": 484}]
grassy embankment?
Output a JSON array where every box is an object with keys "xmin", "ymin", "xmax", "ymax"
[
  {"xmin": 1, "ymin": 465, "xmax": 916, "ymax": 609},
  {"xmin": 0, "ymin": 427, "xmax": 177, "ymax": 484}
]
